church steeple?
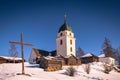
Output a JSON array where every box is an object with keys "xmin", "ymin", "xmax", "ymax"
[
  {"xmin": 58, "ymin": 15, "xmax": 72, "ymax": 33},
  {"xmin": 56, "ymin": 15, "xmax": 76, "ymax": 57}
]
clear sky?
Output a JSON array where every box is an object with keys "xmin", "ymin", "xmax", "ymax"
[{"xmin": 0, "ymin": 0, "xmax": 120, "ymax": 61}]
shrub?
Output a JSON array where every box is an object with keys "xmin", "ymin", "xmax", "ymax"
[
  {"xmin": 103, "ymin": 64, "xmax": 113, "ymax": 74},
  {"xmin": 65, "ymin": 66, "xmax": 76, "ymax": 77},
  {"xmin": 83, "ymin": 63, "xmax": 91, "ymax": 74}
]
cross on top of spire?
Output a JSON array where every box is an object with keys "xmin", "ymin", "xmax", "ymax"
[
  {"xmin": 58, "ymin": 14, "xmax": 73, "ymax": 33},
  {"xmin": 64, "ymin": 14, "xmax": 67, "ymax": 24}
]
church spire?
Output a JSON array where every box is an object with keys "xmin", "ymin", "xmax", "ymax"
[{"xmin": 64, "ymin": 14, "xmax": 67, "ymax": 24}]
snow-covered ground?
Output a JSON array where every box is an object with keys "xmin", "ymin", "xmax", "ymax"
[{"xmin": 0, "ymin": 62, "xmax": 120, "ymax": 80}]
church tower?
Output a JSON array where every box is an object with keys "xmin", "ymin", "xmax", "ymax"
[{"xmin": 56, "ymin": 15, "xmax": 76, "ymax": 57}]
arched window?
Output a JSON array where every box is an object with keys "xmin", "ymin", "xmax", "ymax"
[
  {"xmin": 70, "ymin": 39, "xmax": 72, "ymax": 45},
  {"xmin": 60, "ymin": 40, "xmax": 62, "ymax": 45},
  {"xmin": 60, "ymin": 33, "xmax": 63, "ymax": 36}
]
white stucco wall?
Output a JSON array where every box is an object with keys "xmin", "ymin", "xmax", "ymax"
[
  {"xmin": 56, "ymin": 30, "xmax": 76, "ymax": 57},
  {"xmin": 29, "ymin": 50, "xmax": 37, "ymax": 63},
  {"xmin": 99, "ymin": 57, "xmax": 115, "ymax": 65},
  {"xmin": 56, "ymin": 36, "xmax": 66, "ymax": 56}
]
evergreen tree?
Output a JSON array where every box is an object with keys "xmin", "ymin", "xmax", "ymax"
[
  {"xmin": 76, "ymin": 47, "xmax": 84, "ymax": 58},
  {"xmin": 102, "ymin": 37, "xmax": 114, "ymax": 57}
]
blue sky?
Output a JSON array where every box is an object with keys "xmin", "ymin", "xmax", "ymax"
[{"xmin": 0, "ymin": 0, "xmax": 120, "ymax": 60}]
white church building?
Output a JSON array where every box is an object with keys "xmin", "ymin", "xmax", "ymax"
[
  {"xmin": 56, "ymin": 15, "xmax": 76, "ymax": 57},
  {"xmin": 29, "ymin": 16, "xmax": 76, "ymax": 63}
]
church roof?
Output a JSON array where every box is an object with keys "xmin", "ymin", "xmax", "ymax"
[
  {"xmin": 33, "ymin": 48, "xmax": 49, "ymax": 57},
  {"xmin": 81, "ymin": 53, "xmax": 97, "ymax": 58},
  {"xmin": 43, "ymin": 56, "xmax": 55, "ymax": 60},
  {"xmin": 33, "ymin": 48, "xmax": 56, "ymax": 57},
  {"xmin": 98, "ymin": 54, "xmax": 105, "ymax": 57},
  {"xmin": 65, "ymin": 54, "xmax": 76, "ymax": 59},
  {"xmin": 58, "ymin": 15, "xmax": 72, "ymax": 33}
]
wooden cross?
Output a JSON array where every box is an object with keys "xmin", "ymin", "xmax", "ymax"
[{"xmin": 9, "ymin": 33, "xmax": 34, "ymax": 75}]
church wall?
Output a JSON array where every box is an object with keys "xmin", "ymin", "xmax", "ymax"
[
  {"xmin": 99, "ymin": 57, "xmax": 115, "ymax": 65},
  {"xmin": 29, "ymin": 50, "xmax": 37, "ymax": 63},
  {"xmin": 66, "ymin": 36, "xmax": 76, "ymax": 56},
  {"xmin": 65, "ymin": 30, "xmax": 74, "ymax": 37},
  {"xmin": 56, "ymin": 30, "xmax": 76, "ymax": 57},
  {"xmin": 56, "ymin": 35, "xmax": 67, "ymax": 57}
]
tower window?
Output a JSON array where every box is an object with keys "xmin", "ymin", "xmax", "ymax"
[
  {"xmin": 70, "ymin": 39, "xmax": 72, "ymax": 45},
  {"xmin": 60, "ymin": 40, "xmax": 63, "ymax": 45},
  {"xmin": 70, "ymin": 33, "xmax": 71, "ymax": 36},
  {"xmin": 60, "ymin": 33, "xmax": 63, "ymax": 36},
  {"xmin": 70, "ymin": 47, "xmax": 72, "ymax": 52}
]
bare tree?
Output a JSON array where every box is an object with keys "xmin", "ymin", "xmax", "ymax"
[
  {"xmin": 102, "ymin": 37, "xmax": 114, "ymax": 57},
  {"xmin": 76, "ymin": 47, "xmax": 85, "ymax": 58},
  {"xmin": 65, "ymin": 66, "xmax": 77, "ymax": 77},
  {"xmin": 9, "ymin": 44, "xmax": 18, "ymax": 63},
  {"xmin": 103, "ymin": 64, "xmax": 113, "ymax": 74},
  {"xmin": 83, "ymin": 63, "xmax": 91, "ymax": 74}
]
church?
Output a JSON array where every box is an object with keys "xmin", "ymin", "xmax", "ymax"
[
  {"xmin": 29, "ymin": 16, "xmax": 79, "ymax": 70},
  {"xmin": 29, "ymin": 15, "xmax": 76, "ymax": 63},
  {"xmin": 56, "ymin": 15, "xmax": 76, "ymax": 57}
]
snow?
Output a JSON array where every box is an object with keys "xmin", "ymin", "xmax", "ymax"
[
  {"xmin": 0, "ymin": 56, "xmax": 22, "ymax": 60},
  {"xmin": 98, "ymin": 54, "xmax": 105, "ymax": 57},
  {"xmin": 44, "ymin": 56, "xmax": 55, "ymax": 60},
  {"xmin": 65, "ymin": 54, "xmax": 73, "ymax": 58},
  {"xmin": 81, "ymin": 53, "xmax": 93, "ymax": 58},
  {"xmin": 0, "ymin": 62, "xmax": 120, "ymax": 80}
]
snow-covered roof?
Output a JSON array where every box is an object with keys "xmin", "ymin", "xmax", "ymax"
[
  {"xmin": 98, "ymin": 54, "xmax": 105, "ymax": 57},
  {"xmin": 64, "ymin": 54, "xmax": 76, "ymax": 58},
  {"xmin": 81, "ymin": 53, "xmax": 94, "ymax": 58},
  {"xmin": 0, "ymin": 56, "xmax": 22, "ymax": 60},
  {"xmin": 65, "ymin": 55, "xmax": 72, "ymax": 58},
  {"xmin": 43, "ymin": 56, "xmax": 55, "ymax": 60}
]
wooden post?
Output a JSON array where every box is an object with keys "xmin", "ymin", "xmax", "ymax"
[
  {"xmin": 9, "ymin": 33, "xmax": 34, "ymax": 75},
  {"xmin": 21, "ymin": 33, "xmax": 25, "ymax": 74}
]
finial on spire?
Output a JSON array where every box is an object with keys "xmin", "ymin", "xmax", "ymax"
[{"xmin": 64, "ymin": 14, "xmax": 67, "ymax": 24}]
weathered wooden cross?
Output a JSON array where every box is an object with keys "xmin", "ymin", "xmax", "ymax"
[{"xmin": 9, "ymin": 33, "xmax": 34, "ymax": 75}]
